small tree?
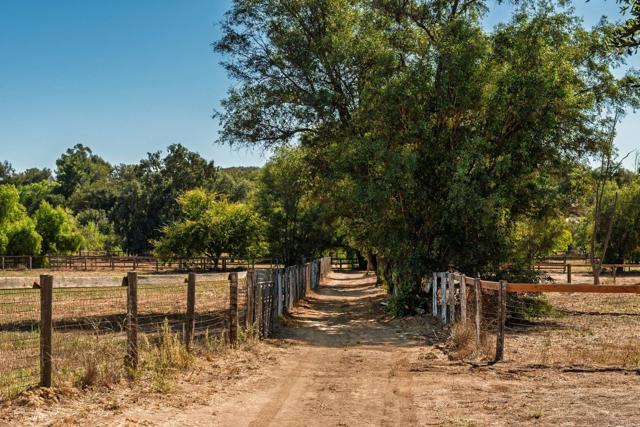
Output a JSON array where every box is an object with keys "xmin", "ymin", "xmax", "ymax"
[
  {"xmin": 0, "ymin": 184, "xmax": 42, "ymax": 255},
  {"xmin": 34, "ymin": 202, "xmax": 84, "ymax": 255},
  {"xmin": 154, "ymin": 189, "xmax": 265, "ymax": 267}
]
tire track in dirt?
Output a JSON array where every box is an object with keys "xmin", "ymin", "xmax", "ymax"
[{"xmin": 246, "ymin": 348, "xmax": 310, "ymax": 427}]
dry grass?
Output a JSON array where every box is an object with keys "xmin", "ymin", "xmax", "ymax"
[
  {"xmin": 446, "ymin": 323, "xmax": 494, "ymax": 362},
  {"xmin": 504, "ymin": 291, "xmax": 640, "ymax": 367},
  {"xmin": 0, "ymin": 279, "xmax": 236, "ymax": 400}
]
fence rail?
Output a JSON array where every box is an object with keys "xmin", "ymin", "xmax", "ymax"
[
  {"xmin": 330, "ymin": 257, "xmax": 359, "ymax": 271},
  {"xmin": 427, "ymin": 272, "xmax": 640, "ymax": 365},
  {"xmin": 0, "ymin": 255, "xmax": 275, "ymax": 272},
  {"xmin": 0, "ymin": 256, "xmax": 331, "ymax": 401}
]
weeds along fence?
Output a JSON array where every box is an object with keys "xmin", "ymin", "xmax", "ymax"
[
  {"xmin": 0, "ymin": 257, "xmax": 331, "ymax": 400},
  {"xmin": 0, "ymin": 255, "xmax": 274, "ymax": 272},
  {"xmin": 428, "ymin": 272, "xmax": 640, "ymax": 367}
]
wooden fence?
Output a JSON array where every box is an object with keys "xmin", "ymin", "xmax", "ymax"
[
  {"xmin": 0, "ymin": 255, "xmax": 274, "ymax": 272},
  {"xmin": 0, "ymin": 256, "xmax": 331, "ymax": 400},
  {"xmin": 427, "ymin": 272, "xmax": 640, "ymax": 363}
]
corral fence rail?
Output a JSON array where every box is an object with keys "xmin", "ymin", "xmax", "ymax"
[
  {"xmin": 0, "ymin": 255, "xmax": 275, "ymax": 272},
  {"xmin": 427, "ymin": 272, "xmax": 640, "ymax": 365},
  {"xmin": 330, "ymin": 257, "xmax": 359, "ymax": 271},
  {"xmin": 0, "ymin": 256, "xmax": 331, "ymax": 401}
]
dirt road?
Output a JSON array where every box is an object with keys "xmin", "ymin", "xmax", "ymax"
[{"xmin": 4, "ymin": 271, "xmax": 640, "ymax": 426}]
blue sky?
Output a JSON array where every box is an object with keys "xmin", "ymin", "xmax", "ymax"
[{"xmin": 0, "ymin": 0, "xmax": 638, "ymax": 172}]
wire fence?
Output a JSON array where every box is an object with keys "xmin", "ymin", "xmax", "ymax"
[
  {"xmin": 0, "ymin": 288, "xmax": 40, "ymax": 398},
  {"xmin": 429, "ymin": 272, "xmax": 640, "ymax": 368},
  {"xmin": 0, "ymin": 255, "xmax": 275, "ymax": 273},
  {"xmin": 0, "ymin": 256, "xmax": 331, "ymax": 401}
]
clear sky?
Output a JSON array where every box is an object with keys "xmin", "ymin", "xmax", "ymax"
[{"xmin": 0, "ymin": 0, "xmax": 638, "ymax": 172}]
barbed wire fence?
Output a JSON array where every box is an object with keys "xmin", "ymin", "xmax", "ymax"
[
  {"xmin": 0, "ymin": 256, "xmax": 332, "ymax": 400},
  {"xmin": 428, "ymin": 272, "xmax": 640, "ymax": 368}
]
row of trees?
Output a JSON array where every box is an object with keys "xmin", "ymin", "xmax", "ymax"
[
  {"xmin": 0, "ymin": 144, "xmax": 262, "ymax": 256},
  {"xmin": 213, "ymin": 0, "xmax": 640, "ymax": 302},
  {"xmin": 1, "ymin": 144, "xmax": 339, "ymax": 263}
]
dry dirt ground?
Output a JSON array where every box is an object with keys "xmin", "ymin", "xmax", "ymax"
[{"xmin": 2, "ymin": 272, "xmax": 640, "ymax": 426}]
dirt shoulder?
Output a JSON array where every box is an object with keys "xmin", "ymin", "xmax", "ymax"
[{"xmin": 2, "ymin": 272, "xmax": 640, "ymax": 426}]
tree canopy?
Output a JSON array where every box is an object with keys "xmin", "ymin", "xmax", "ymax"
[{"xmin": 215, "ymin": 0, "xmax": 640, "ymax": 297}]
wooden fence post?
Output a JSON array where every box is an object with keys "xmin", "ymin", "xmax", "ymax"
[
  {"xmin": 228, "ymin": 272, "xmax": 238, "ymax": 345},
  {"xmin": 440, "ymin": 272, "xmax": 447, "ymax": 324},
  {"xmin": 39, "ymin": 275, "xmax": 53, "ymax": 387},
  {"xmin": 1, "ymin": 256, "xmax": 4, "ymax": 270},
  {"xmin": 448, "ymin": 273, "xmax": 456, "ymax": 324},
  {"xmin": 186, "ymin": 272, "xmax": 196, "ymax": 350},
  {"xmin": 126, "ymin": 272, "xmax": 139, "ymax": 372},
  {"xmin": 474, "ymin": 278, "xmax": 482, "ymax": 348},
  {"xmin": 432, "ymin": 272, "xmax": 437, "ymax": 318},
  {"xmin": 460, "ymin": 274, "xmax": 467, "ymax": 325},
  {"xmin": 567, "ymin": 264, "xmax": 572, "ymax": 284},
  {"xmin": 495, "ymin": 280, "xmax": 507, "ymax": 362},
  {"xmin": 29, "ymin": 256, "xmax": 33, "ymax": 270}
]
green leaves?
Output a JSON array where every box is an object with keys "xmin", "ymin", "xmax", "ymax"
[
  {"xmin": 34, "ymin": 202, "xmax": 83, "ymax": 255},
  {"xmin": 154, "ymin": 189, "xmax": 265, "ymax": 263},
  {"xmin": 0, "ymin": 185, "xmax": 42, "ymax": 256},
  {"xmin": 253, "ymin": 146, "xmax": 336, "ymax": 266},
  {"xmin": 215, "ymin": 0, "xmax": 640, "ymax": 291}
]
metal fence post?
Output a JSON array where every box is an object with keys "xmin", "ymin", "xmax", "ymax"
[
  {"xmin": 39, "ymin": 275, "xmax": 53, "ymax": 387},
  {"xmin": 125, "ymin": 272, "xmax": 139, "ymax": 372}
]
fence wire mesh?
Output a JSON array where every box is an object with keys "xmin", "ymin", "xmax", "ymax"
[
  {"xmin": 51, "ymin": 286, "xmax": 127, "ymax": 387},
  {"xmin": 0, "ymin": 257, "xmax": 331, "ymax": 401},
  {"xmin": 0, "ymin": 288, "xmax": 40, "ymax": 399},
  {"xmin": 504, "ymin": 291, "xmax": 640, "ymax": 367}
]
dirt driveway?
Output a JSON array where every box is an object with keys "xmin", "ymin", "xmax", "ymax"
[{"xmin": 3, "ymin": 271, "xmax": 640, "ymax": 426}]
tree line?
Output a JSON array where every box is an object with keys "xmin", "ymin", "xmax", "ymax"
[
  {"xmin": 212, "ymin": 0, "xmax": 640, "ymax": 308},
  {"xmin": 0, "ymin": 143, "xmax": 338, "ymax": 264}
]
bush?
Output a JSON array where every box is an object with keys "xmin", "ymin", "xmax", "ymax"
[{"xmin": 386, "ymin": 281, "xmax": 427, "ymax": 317}]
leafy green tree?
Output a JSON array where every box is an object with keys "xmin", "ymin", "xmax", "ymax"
[
  {"xmin": 111, "ymin": 144, "xmax": 218, "ymax": 254},
  {"xmin": 34, "ymin": 201, "xmax": 83, "ymax": 255},
  {"xmin": 0, "ymin": 185, "xmax": 42, "ymax": 255},
  {"xmin": 10, "ymin": 168, "xmax": 53, "ymax": 186},
  {"xmin": 76, "ymin": 209, "xmax": 121, "ymax": 252},
  {"xmin": 595, "ymin": 176, "xmax": 640, "ymax": 263},
  {"xmin": 253, "ymin": 147, "xmax": 335, "ymax": 266},
  {"xmin": 215, "ymin": 0, "xmax": 640, "ymax": 300},
  {"xmin": 55, "ymin": 144, "xmax": 112, "ymax": 199},
  {"xmin": 611, "ymin": 0, "xmax": 640, "ymax": 53},
  {"xmin": 154, "ymin": 189, "xmax": 265, "ymax": 266},
  {"xmin": 0, "ymin": 161, "xmax": 14, "ymax": 183},
  {"xmin": 214, "ymin": 167, "xmax": 260, "ymax": 202},
  {"xmin": 18, "ymin": 180, "xmax": 64, "ymax": 214}
]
